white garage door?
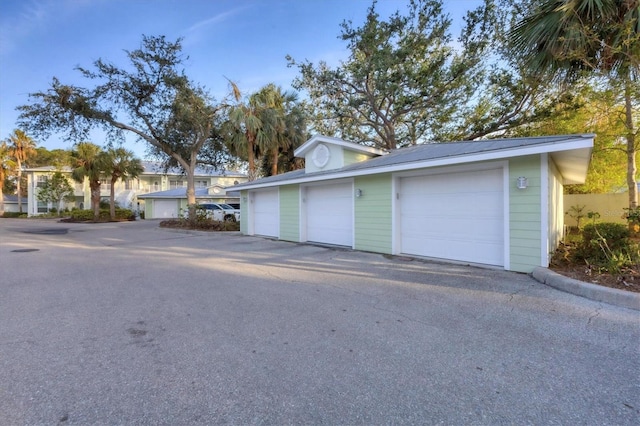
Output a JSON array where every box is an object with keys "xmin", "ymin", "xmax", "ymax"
[
  {"xmin": 153, "ymin": 200, "xmax": 179, "ymax": 218},
  {"xmin": 252, "ymin": 189, "xmax": 279, "ymax": 237},
  {"xmin": 306, "ymin": 182, "xmax": 353, "ymax": 246},
  {"xmin": 399, "ymin": 168, "xmax": 504, "ymax": 266}
]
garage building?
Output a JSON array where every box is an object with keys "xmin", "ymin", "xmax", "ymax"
[{"xmin": 232, "ymin": 134, "xmax": 593, "ymax": 273}]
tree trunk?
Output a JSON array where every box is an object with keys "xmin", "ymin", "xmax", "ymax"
[
  {"xmin": 247, "ymin": 137, "xmax": 257, "ymax": 181},
  {"xmin": 0, "ymin": 184, "xmax": 4, "ymax": 215},
  {"xmin": 110, "ymin": 177, "xmax": 117, "ymax": 220},
  {"xmin": 186, "ymin": 181, "xmax": 196, "ymax": 208},
  {"xmin": 624, "ymin": 79, "xmax": 637, "ymax": 210},
  {"xmin": 271, "ymin": 147, "xmax": 278, "ymax": 176},
  {"xmin": 91, "ymin": 181, "xmax": 101, "ymax": 221},
  {"xmin": 16, "ymin": 159, "xmax": 22, "ymax": 213},
  {"xmin": 186, "ymin": 160, "xmax": 197, "ymax": 221}
]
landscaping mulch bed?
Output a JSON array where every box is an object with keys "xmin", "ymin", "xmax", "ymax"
[
  {"xmin": 549, "ymin": 232, "xmax": 640, "ymax": 294},
  {"xmin": 159, "ymin": 219, "xmax": 239, "ymax": 232},
  {"xmin": 549, "ymin": 263, "xmax": 640, "ymax": 293}
]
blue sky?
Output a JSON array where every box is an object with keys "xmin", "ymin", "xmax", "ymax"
[{"xmin": 0, "ymin": 0, "xmax": 479, "ymax": 159}]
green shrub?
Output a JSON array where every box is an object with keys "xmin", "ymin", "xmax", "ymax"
[
  {"xmin": 160, "ymin": 218, "xmax": 240, "ymax": 232},
  {"xmin": 67, "ymin": 209, "xmax": 96, "ymax": 221},
  {"xmin": 574, "ymin": 222, "xmax": 639, "ymax": 273},
  {"xmin": 66, "ymin": 208, "xmax": 135, "ymax": 221},
  {"xmin": 112, "ymin": 208, "xmax": 135, "ymax": 220},
  {"xmin": 2, "ymin": 212, "xmax": 28, "ymax": 218}
]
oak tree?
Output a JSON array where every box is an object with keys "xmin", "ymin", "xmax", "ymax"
[
  {"xmin": 18, "ymin": 35, "xmax": 228, "ymax": 219},
  {"xmin": 287, "ymin": 0, "xmax": 561, "ymax": 150}
]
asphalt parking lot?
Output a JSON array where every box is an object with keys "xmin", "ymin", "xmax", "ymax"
[{"xmin": 1, "ymin": 218, "xmax": 639, "ymax": 425}]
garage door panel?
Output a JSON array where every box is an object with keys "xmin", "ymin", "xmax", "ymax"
[
  {"xmin": 402, "ymin": 237, "xmax": 502, "ymax": 265},
  {"xmin": 403, "ymin": 218, "xmax": 503, "ymax": 240},
  {"xmin": 404, "ymin": 176, "xmax": 499, "ymax": 194},
  {"xmin": 306, "ymin": 183, "xmax": 353, "ymax": 246},
  {"xmin": 154, "ymin": 200, "xmax": 178, "ymax": 218},
  {"xmin": 253, "ymin": 189, "xmax": 279, "ymax": 237},
  {"xmin": 400, "ymin": 168, "xmax": 504, "ymax": 266}
]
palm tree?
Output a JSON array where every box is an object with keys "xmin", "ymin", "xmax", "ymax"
[
  {"xmin": 225, "ymin": 83, "xmax": 307, "ymax": 179},
  {"xmin": 225, "ymin": 83, "xmax": 270, "ymax": 181},
  {"xmin": 0, "ymin": 141, "xmax": 17, "ymax": 215},
  {"xmin": 271, "ymin": 91, "xmax": 307, "ymax": 175},
  {"xmin": 8, "ymin": 129, "xmax": 37, "ymax": 212},
  {"xmin": 71, "ymin": 142, "xmax": 104, "ymax": 221},
  {"xmin": 510, "ymin": 0, "xmax": 639, "ymax": 209},
  {"xmin": 252, "ymin": 84, "xmax": 307, "ymax": 176},
  {"xmin": 101, "ymin": 147, "xmax": 144, "ymax": 220}
]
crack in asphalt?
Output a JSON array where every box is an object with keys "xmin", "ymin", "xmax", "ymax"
[
  {"xmin": 587, "ymin": 306, "xmax": 602, "ymax": 325},
  {"xmin": 369, "ymin": 299, "xmax": 434, "ymax": 327},
  {"xmin": 507, "ymin": 285, "xmax": 533, "ymax": 311}
]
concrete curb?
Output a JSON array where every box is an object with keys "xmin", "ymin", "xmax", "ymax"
[{"xmin": 531, "ymin": 267, "xmax": 640, "ymax": 311}]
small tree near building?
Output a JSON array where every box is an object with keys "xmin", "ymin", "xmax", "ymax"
[{"xmin": 36, "ymin": 171, "xmax": 75, "ymax": 214}]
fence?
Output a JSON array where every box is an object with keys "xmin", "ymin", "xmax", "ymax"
[{"xmin": 564, "ymin": 193, "xmax": 629, "ymax": 227}]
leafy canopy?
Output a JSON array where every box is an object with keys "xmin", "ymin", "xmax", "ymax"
[
  {"xmin": 510, "ymin": 0, "xmax": 639, "ymax": 208},
  {"xmin": 287, "ymin": 0, "xmax": 566, "ymax": 150}
]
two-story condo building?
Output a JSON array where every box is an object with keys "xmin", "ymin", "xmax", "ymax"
[{"xmin": 25, "ymin": 161, "xmax": 246, "ymax": 216}]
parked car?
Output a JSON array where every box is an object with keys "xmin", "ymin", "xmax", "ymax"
[
  {"xmin": 197, "ymin": 203, "xmax": 240, "ymax": 222},
  {"xmin": 217, "ymin": 203, "xmax": 240, "ymax": 222}
]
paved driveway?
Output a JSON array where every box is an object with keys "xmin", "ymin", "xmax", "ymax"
[{"xmin": 1, "ymin": 218, "xmax": 639, "ymax": 425}]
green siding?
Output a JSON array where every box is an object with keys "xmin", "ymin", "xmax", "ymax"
[
  {"xmin": 240, "ymin": 190, "xmax": 248, "ymax": 234},
  {"xmin": 354, "ymin": 174, "xmax": 393, "ymax": 254},
  {"xmin": 179, "ymin": 199, "xmax": 188, "ymax": 216},
  {"xmin": 509, "ymin": 156, "xmax": 542, "ymax": 272},
  {"xmin": 279, "ymin": 185, "xmax": 300, "ymax": 241}
]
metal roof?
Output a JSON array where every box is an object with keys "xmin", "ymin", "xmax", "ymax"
[
  {"xmin": 137, "ymin": 186, "xmax": 241, "ymax": 199},
  {"xmin": 24, "ymin": 162, "xmax": 246, "ymax": 178},
  {"xmin": 232, "ymin": 134, "xmax": 595, "ymax": 190},
  {"xmin": 139, "ymin": 162, "xmax": 245, "ymax": 177}
]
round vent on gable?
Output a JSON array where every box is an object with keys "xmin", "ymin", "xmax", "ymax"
[{"xmin": 312, "ymin": 143, "xmax": 330, "ymax": 168}]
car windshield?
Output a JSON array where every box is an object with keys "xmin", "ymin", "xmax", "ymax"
[
  {"xmin": 200, "ymin": 204, "xmax": 220, "ymax": 210},
  {"xmin": 219, "ymin": 204, "xmax": 234, "ymax": 210}
]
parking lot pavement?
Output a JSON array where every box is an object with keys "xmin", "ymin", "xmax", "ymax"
[{"xmin": 1, "ymin": 218, "xmax": 639, "ymax": 425}]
